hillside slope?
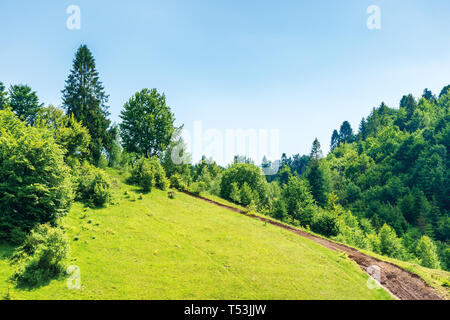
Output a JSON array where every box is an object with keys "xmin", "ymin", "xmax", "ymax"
[{"xmin": 0, "ymin": 171, "xmax": 392, "ymax": 300}]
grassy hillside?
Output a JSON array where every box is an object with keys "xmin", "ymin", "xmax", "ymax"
[
  {"xmin": 198, "ymin": 193, "xmax": 450, "ymax": 299},
  {"xmin": 0, "ymin": 170, "xmax": 392, "ymax": 300}
]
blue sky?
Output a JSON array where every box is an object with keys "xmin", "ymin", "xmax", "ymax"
[{"xmin": 1, "ymin": 1, "xmax": 450, "ymax": 165}]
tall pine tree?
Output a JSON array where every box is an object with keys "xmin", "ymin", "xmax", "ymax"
[
  {"xmin": 330, "ymin": 129, "xmax": 339, "ymax": 151},
  {"xmin": 339, "ymin": 121, "xmax": 354, "ymax": 144},
  {"xmin": 309, "ymin": 138, "xmax": 323, "ymax": 161},
  {"xmin": 62, "ymin": 45, "xmax": 111, "ymax": 164},
  {"xmin": 306, "ymin": 138, "xmax": 329, "ymax": 206}
]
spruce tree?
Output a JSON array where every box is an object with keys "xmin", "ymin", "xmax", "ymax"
[
  {"xmin": 358, "ymin": 117, "xmax": 367, "ymax": 141},
  {"xmin": 400, "ymin": 94, "xmax": 417, "ymax": 119},
  {"xmin": 306, "ymin": 139, "xmax": 329, "ymax": 206},
  {"xmin": 439, "ymin": 84, "xmax": 450, "ymax": 98},
  {"xmin": 309, "ymin": 138, "xmax": 323, "ymax": 161},
  {"xmin": 339, "ymin": 121, "xmax": 354, "ymax": 144},
  {"xmin": 330, "ymin": 129, "xmax": 339, "ymax": 151},
  {"xmin": 422, "ymin": 88, "xmax": 436, "ymax": 103},
  {"xmin": 62, "ymin": 45, "xmax": 111, "ymax": 164}
]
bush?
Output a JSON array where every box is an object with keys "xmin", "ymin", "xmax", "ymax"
[
  {"xmin": 169, "ymin": 173, "xmax": 187, "ymax": 191},
  {"xmin": 190, "ymin": 181, "xmax": 207, "ymax": 195},
  {"xmin": 35, "ymin": 106, "xmax": 90, "ymax": 163},
  {"xmin": 130, "ymin": 156, "xmax": 169, "ymax": 192},
  {"xmin": 150, "ymin": 158, "xmax": 170, "ymax": 191},
  {"xmin": 229, "ymin": 182, "xmax": 241, "ymax": 203},
  {"xmin": 378, "ymin": 224, "xmax": 405, "ymax": 259},
  {"xmin": 367, "ymin": 233, "xmax": 381, "ymax": 253},
  {"xmin": 416, "ymin": 236, "xmax": 441, "ymax": 269},
  {"xmin": 97, "ymin": 153, "xmax": 108, "ymax": 169},
  {"xmin": 296, "ymin": 204, "xmax": 316, "ymax": 227},
  {"xmin": 272, "ymin": 199, "xmax": 288, "ymax": 221},
  {"xmin": 311, "ymin": 209, "xmax": 339, "ymax": 237},
  {"xmin": 240, "ymin": 182, "xmax": 258, "ymax": 206},
  {"xmin": 0, "ymin": 109, "xmax": 73, "ymax": 240},
  {"xmin": 282, "ymin": 176, "xmax": 315, "ymax": 221},
  {"xmin": 108, "ymin": 140, "xmax": 122, "ymax": 168},
  {"xmin": 334, "ymin": 225, "xmax": 371, "ymax": 250},
  {"xmin": 76, "ymin": 162, "xmax": 112, "ymax": 206},
  {"xmin": 220, "ymin": 163, "xmax": 268, "ymax": 206},
  {"xmin": 10, "ymin": 224, "xmax": 69, "ymax": 287},
  {"xmin": 141, "ymin": 165, "xmax": 154, "ymax": 192}
]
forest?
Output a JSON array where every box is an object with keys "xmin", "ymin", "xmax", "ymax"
[{"xmin": 0, "ymin": 45, "xmax": 448, "ymax": 290}]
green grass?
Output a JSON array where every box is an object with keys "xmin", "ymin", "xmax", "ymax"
[
  {"xmin": 199, "ymin": 191, "xmax": 450, "ymax": 300},
  {"xmin": 0, "ymin": 170, "xmax": 392, "ymax": 300}
]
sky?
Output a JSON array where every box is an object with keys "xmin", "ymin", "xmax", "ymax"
[{"xmin": 1, "ymin": 0, "xmax": 450, "ymax": 165}]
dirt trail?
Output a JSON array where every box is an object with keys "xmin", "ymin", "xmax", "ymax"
[{"xmin": 183, "ymin": 191, "xmax": 443, "ymax": 300}]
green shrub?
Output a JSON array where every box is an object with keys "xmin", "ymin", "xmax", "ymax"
[
  {"xmin": 9, "ymin": 227, "xmax": 28, "ymax": 245},
  {"xmin": 367, "ymin": 233, "xmax": 381, "ymax": 253},
  {"xmin": 108, "ymin": 140, "xmax": 122, "ymax": 168},
  {"xmin": 141, "ymin": 166, "xmax": 154, "ymax": 192},
  {"xmin": 190, "ymin": 181, "xmax": 207, "ymax": 195},
  {"xmin": 378, "ymin": 224, "xmax": 405, "ymax": 259},
  {"xmin": 281, "ymin": 176, "xmax": 315, "ymax": 224},
  {"xmin": 150, "ymin": 158, "xmax": 170, "ymax": 191},
  {"xmin": 240, "ymin": 182, "xmax": 256, "ymax": 206},
  {"xmin": 35, "ymin": 106, "xmax": 90, "ymax": 163},
  {"xmin": 97, "ymin": 153, "xmax": 108, "ymax": 169},
  {"xmin": 415, "ymin": 235, "xmax": 441, "ymax": 269},
  {"xmin": 220, "ymin": 163, "xmax": 268, "ymax": 206},
  {"xmin": 77, "ymin": 162, "xmax": 112, "ymax": 206},
  {"xmin": 272, "ymin": 199, "xmax": 288, "ymax": 221},
  {"xmin": 10, "ymin": 224, "xmax": 69, "ymax": 287},
  {"xmin": 296, "ymin": 204, "xmax": 316, "ymax": 227},
  {"xmin": 130, "ymin": 156, "xmax": 169, "ymax": 192},
  {"xmin": 334, "ymin": 225, "xmax": 371, "ymax": 250},
  {"xmin": 311, "ymin": 209, "xmax": 339, "ymax": 237},
  {"xmin": 0, "ymin": 109, "xmax": 73, "ymax": 240},
  {"xmin": 229, "ymin": 182, "xmax": 241, "ymax": 203},
  {"xmin": 169, "ymin": 173, "xmax": 187, "ymax": 191}
]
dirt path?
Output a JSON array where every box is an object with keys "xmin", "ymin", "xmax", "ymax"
[{"xmin": 183, "ymin": 191, "xmax": 443, "ymax": 300}]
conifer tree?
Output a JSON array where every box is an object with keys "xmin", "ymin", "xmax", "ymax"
[
  {"xmin": 306, "ymin": 139, "xmax": 329, "ymax": 206},
  {"xmin": 62, "ymin": 45, "xmax": 111, "ymax": 164},
  {"xmin": 339, "ymin": 121, "xmax": 354, "ymax": 144},
  {"xmin": 330, "ymin": 129, "xmax": 339, "ymax": 151},
  {"xmin": 358, "ymin": 117, "xmax": 367, "ymax": 141},
  {"xmin": 309, "ymin": 138, "xmax": 323, "ymax": 161}
]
